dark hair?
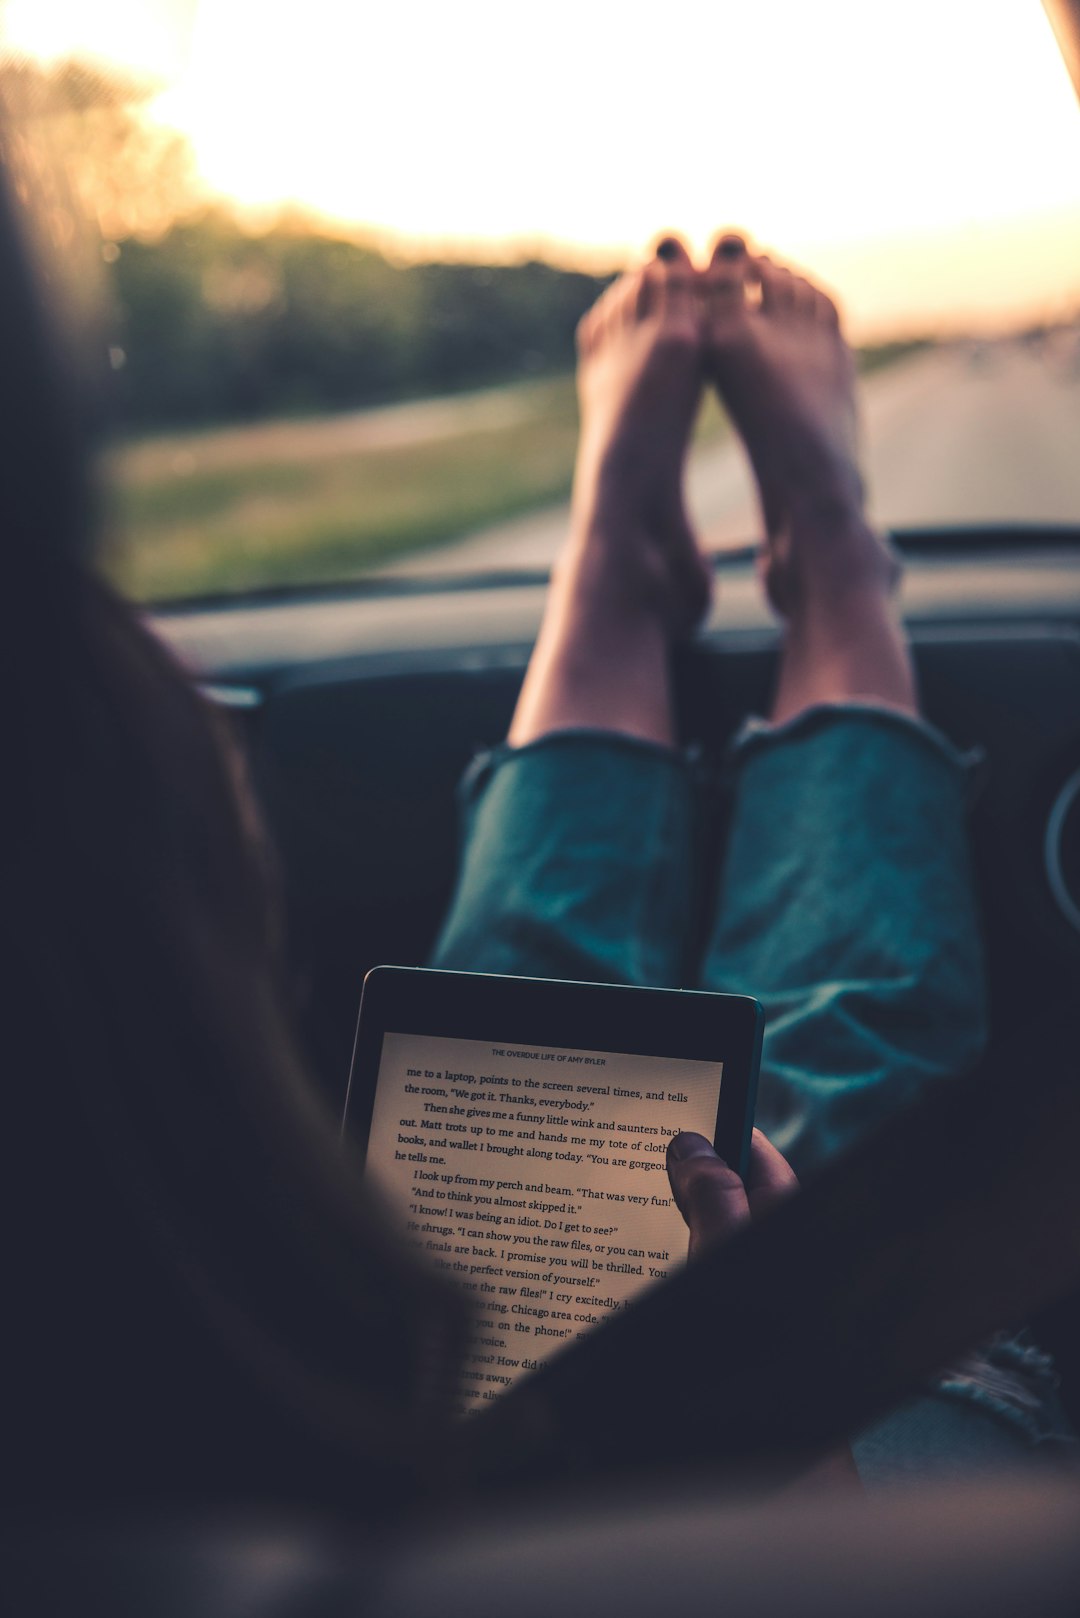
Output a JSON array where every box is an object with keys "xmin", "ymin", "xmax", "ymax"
[{"xmin": 0, "ymin": 129, "xmax": 464, "ymax": 1520}]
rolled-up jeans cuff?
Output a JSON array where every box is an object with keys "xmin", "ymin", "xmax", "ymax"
[
  {"xmin": 433, "ymin": 728, "xmax": 698, "ymax": 986},
  {"xmin": 460, "ymin": 728, "xmax": 693, "ymax": 808},
  {"xmin": 930, "ymin": 1333, "xmax": 1078, "ymax": 1450},
  {"xmin": 731, "ymin": 702, "xmax": 985, "ymax": 798}
]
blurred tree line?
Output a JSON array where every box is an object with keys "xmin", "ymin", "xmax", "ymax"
[
  {"xmin": 1, "ymin": 55, "xmax": 610, "ymax": 433},
  {"xmin": 107, "ymin": 220, "xmax": 610, "ymax": 429}
]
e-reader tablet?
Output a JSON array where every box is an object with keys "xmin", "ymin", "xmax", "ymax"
[{"xmin": 344, "ymin": 967, "xmax": 762, "ymax": 1414}]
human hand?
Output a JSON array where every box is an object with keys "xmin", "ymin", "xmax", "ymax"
[
  {"xmin": 666, "ymin": 1128, "xmax": 861, "ymax": 1491},
  {"xmin": 665, "ymin": 1128, "xmax": 798, "ymax": 1257}
]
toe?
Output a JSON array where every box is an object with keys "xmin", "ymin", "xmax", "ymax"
[
  {"xmin": 654, "ymin": 233, "xmax": 694, "ymax": 269},
  {"xmin": 575, "ymin": 305, "xmax": 597, "ymax": 356},
  {"xmin": 709, "ymin": 231, "xmax": 749, "ymax": 269},
  {"xmin": 600, "ymin": 269, "xmax": 639, "ymax": 327},
  {"xmin": 664, "ymin": 272, "xmax": 700, "ymax": 328},
  {"xmin": 577, "ymin": 281, "xmax": 617, "ymax": 353},
  {"xmin": 755, "ymin": 256, "xmax": 796, "ymax": 314},
  {"xmin": 814, "ymin": 284, "xmax": 841, "ymax": 329},
  {"xmin": 790, "ymin": 273, "xmax": 818, "ymax": 320},
  {"xmin": 643, "ymin": 238, "xmax": 698, "ymax": 327},
  {"xmin": 634, "ymin": 264, "xmax": 661, "ymax": 319},
  {"xmin": 704, "ymin": 231, "xmax": 749, "ymax": 321}
]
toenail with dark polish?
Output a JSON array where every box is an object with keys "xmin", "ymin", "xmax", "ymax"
[
  {"xmin": 656, "ymin": 238, "xmax": 680, "ymax": 261},
  {"xmin": 718, "ymin": 238, "xmax": 745, "ymax": 259}
]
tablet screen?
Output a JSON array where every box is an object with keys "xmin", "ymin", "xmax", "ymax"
[{"xmin": 366, "ymin": 1030, "xmax": 724, "ymax": 1413}]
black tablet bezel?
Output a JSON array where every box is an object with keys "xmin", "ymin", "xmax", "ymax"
[{"xmin": 343, "ymin": 966, "xmax": 763, "ymax": 1176}]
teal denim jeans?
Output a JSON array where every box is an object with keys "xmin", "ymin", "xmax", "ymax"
[{"xmin": 431, "ymin": 707, "xmax": 1073, "ymax": 1482}]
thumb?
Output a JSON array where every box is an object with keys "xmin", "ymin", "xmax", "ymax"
[{"xmin": 666, "ymin": 1132, "xmax": 751, "ymax": 1257}]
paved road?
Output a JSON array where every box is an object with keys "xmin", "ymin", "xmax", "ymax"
[{"xmin": 381, "ymin": 340, "xmax": 1080, "ymax": 579}]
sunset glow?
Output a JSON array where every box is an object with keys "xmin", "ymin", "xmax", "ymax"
[{"xmin": 4, "ymin": 0, "xmax": 1080, "ymax": 337}]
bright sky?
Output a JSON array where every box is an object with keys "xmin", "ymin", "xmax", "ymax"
[{"xmin": 4, "ymin": 0, "xmax": 1080, "ymax": 336}]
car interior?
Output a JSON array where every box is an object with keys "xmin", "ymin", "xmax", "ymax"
[
  {"xmin": 4, "ymin": 0, "xmax": 1080, "ymax": 1611},
  {"xmin": 158, "ymin": 529, "xmax": 1080, "ymax": 1109},
  {"xmin": 157, "ymin": 522, "xmax": 1080, "ymax": 1427}
]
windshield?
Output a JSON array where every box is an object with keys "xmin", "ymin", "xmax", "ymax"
[{"xmin": 3, "ymin": 0, "xmax": 1080, "ymax": 601}]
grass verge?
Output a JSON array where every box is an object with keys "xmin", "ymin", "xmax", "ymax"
[{"xmin": 101, "ymin": 373, "xmax": 731, "ymax": 602}]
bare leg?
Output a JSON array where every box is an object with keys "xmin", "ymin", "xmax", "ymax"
[
  {"xmin": 704, "ymin": 237, "xmax": 916, "ymax": 724},
  {"xmin": 508, "ymin": 240, "xmax": 711, "ymax": 749},
  {"xmin": 434, "ymin": 242, "xmax": 709, "ymax": 986}
]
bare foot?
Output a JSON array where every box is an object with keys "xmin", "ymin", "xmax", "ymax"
[
  {"xmin": 703, "ymin": 235, "xmax": 898, "ymax": 617},
  {"xmin": 505, "ymin": 241, "xmax": 712, "ymax": 748},
  {"xmin": 569, "ymin": 238, "xmax": 712, "ymax": 636}
]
